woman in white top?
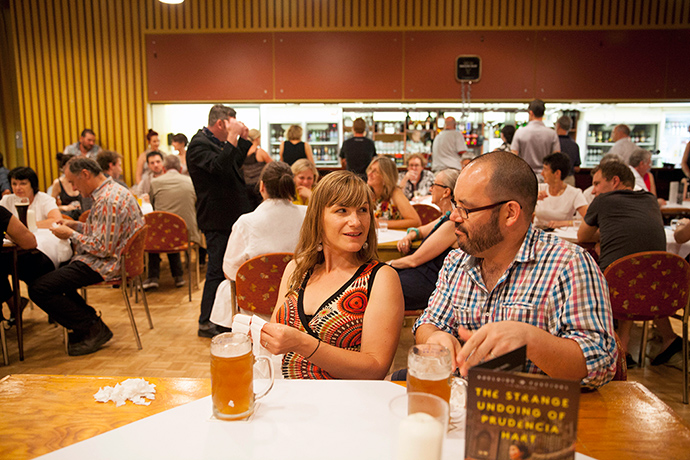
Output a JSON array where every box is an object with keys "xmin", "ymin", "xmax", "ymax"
[
  {"xmin": 0, "ymin": 167, "xmax": 60, "ymax": 228},
  {"xmin": 223, "ymin": 161, "xmax": 306, "ymax": 281},
  {"xmin": 535, "ymin": 152, "xmax": 588, "ymax": 228}
]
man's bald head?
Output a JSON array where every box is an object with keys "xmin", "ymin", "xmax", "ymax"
[{"xmin": 466, "ymin": 151, "xmax": 538, "ymax": 218}]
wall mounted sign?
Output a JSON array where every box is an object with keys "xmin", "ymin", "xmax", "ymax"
[{"xmin": 456, "ymin": 55, "xmax": 481, "ymax": 82}]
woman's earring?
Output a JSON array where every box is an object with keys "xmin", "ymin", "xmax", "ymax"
[
  {"xmin": 362, "ymin": 242, "xmax": 369, "ymax": 250},
  {"xmin": 317, "ymin": 243, "xmax": 323, "ymax": 251}
]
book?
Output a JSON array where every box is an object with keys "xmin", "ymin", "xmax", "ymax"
[{"xmin": 465, "ymin": 346, "xmax": 579, "ymax": 460}]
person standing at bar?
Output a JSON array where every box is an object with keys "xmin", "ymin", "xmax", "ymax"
[
  {"xmin": 511, "ymin": 99, "xmax": 560, "ymax": 178},
  {"xmin": 430, "ymin": 116, "xmax": 468, "ymax": 173},
  {"xmin": 607, "ymin": 124, "xmax": 637, "ymax": 164},
  {"xmin": 340, "ymin": 117, "xmax": 376, "ymax": 180},
  {"xmin": 187, "ymin": 104, "xmax": 253, "ymax": 338},
  {"xmin": 556, "ymin": 115, "xmax": 581, "ymax": 186}
]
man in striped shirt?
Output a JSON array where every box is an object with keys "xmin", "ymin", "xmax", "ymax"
[
  {"xmin": 30, "ymin": 157, "xmax": 144, "ymax": 356},
  {"xmin": 413, "ymin": 151, "xmax": 617, "ymax": 389}
]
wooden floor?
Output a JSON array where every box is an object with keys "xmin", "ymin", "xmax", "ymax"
[{"xmin": 2, "ymin": 268, "xmax": 690, "ymax": 426}]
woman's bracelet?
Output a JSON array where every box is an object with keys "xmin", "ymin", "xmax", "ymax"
[
  {"xmin": 305, "ymin": 338, "xmax": 321, "ymax": 360},
  {"xmin": 406, "ymin": 227, "xmax": 420, "ymax": 240}
]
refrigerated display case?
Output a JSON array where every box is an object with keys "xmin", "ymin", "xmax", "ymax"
[
  {"xmin": 268, "ymin": 121, "xmax": 341, "ymax": 166},
  {"xmin": 584, "ymin": 123, "xmax": 658, "ymax": 164},
  {"xmin": 660, "ymin": 116, "xmax": 690, "ymax": 167}
]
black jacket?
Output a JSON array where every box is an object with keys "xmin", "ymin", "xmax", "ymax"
[{"xmin": 187, "ymin": 128, "xmax": 253, "ymax": 232}]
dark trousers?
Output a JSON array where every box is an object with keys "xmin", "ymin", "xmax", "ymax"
[
  {"xmin": 148, "ymin": 253, "xmax": 183, "ymax": 279},
  {"xmin": 0, "ymin": 250, "xmax": 55, "ymax": 304},
  {"xmin": 29, "ymin": 260, "xmax": 104, "ymax": 332},
  {"xmin": 199, "ymin": 230, "xmax": 230, "ymax": 325}
]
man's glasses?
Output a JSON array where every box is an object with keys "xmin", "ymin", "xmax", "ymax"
[{"xmin": 451, "ymin": 200, "xmax": 513, "ymax": 220}]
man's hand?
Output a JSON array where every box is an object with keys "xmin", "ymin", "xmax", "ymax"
[
  {"xmin": 240, "ymin": 122, "xmax": 249, "ymax": 140},
  {"xmin": 225, "ymin": 118, "xmax": 244, "ymax": 145},
  {"xmin": 456, "ymin": 322, "xmax": 534, "ymax": 376},
  {"xmin": 50, "ymin": 223, "xmax": 75, "ymax": 240},
  {"xmin": 422, "ymin": 329, "xmax": 464, "ymax": 371}
]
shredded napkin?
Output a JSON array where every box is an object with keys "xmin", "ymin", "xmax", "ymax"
[
  {"xmin": 94, "ymin": 378, "xmax": 157, "ymax": 407},
  {"xmin": 232, "ymin": 314, "xmax": 268, "ymax": 356}
]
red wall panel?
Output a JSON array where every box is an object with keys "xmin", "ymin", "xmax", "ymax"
[
  {"xmin": 147, "ymin": 33, "xmax": 274, "ymax": 101},
  {"xmin": 534, "ymin": 31, "xmax": 668, "ymax": 101},
  {"xmin": 404, "ymin": 31, "xmax": 537, "ymax": 101},
  {"xmin": 665, "ymin": 29, "xmax": 690, "ymax": 100},
  {"xmin": 273, "ymin": 32, "xmax": 404, "ymax": 100}
]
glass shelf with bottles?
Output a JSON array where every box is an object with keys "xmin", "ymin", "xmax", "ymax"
[
  {"xmin": 268, "ymin": 123, "xmax": 293, "ymax": 160},
  {"xmin": 307, "ymin": 122, "xmax": 340, "ymax": 165},
  {"xmin": 585, "ymin": 123, "xmax": 658, "ymax": 164}
]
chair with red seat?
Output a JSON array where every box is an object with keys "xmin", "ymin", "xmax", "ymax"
[
  {"xmin": 604, "ymin": 251, "xmax": 690, "ymax": 402},
  {"xmin": 412, "ymin": 203, "xmax": 442, "ymax": 226},
  {"xmin": 235, "ymin": 253, "xmax": 294, "ymax": 317},
  {"xmin": 78, "ymin": 210, "xmax": 90, "ymax": 222},
  {"xmin": 80, "ymin": 225, "xmax": 153, "ymax": 350},
  {"xmin": 144, "ymin": 211, "xmax": 197, "ymax": 301}
]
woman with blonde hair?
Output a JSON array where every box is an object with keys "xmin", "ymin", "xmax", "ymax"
[
  {"xmin": 291, "ymin": 158, "xmax": 319, "ymax": 205},
  {"xmin": 243, "ymin": 128, "xmax": 273, "ymax": 209},
  {"xmin": 261, "ymin": 170, "xmax": 403, "ymax": 379},
  {"xmin": 279, "ymin": 124, "xmax": 314, "ymax": 166},
  {"xmin": 367, "ymin": 156, "xmax": 421, "ymax": 230}
]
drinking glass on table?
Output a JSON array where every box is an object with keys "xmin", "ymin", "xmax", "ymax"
[
  {"xmin": 389, "ymin": 392, "xmax": 448, "ymax": 460},
  {"xmin": 15, "ymin": 197, "xmax": 29, "ymax": 227},
  {"xmin": 210, "ymin": 332, "xmax": 274, "ymax": 421},
  {"xmin": 378, "ymin": 218, "xmax": 388, "ymax": 233}
]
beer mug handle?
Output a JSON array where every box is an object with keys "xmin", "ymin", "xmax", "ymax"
[{"xmin": 254, "ymin": 355, "xmax": 274, "ymax": 400}]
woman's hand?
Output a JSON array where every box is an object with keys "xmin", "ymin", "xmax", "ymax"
[
  {"xmin": 296, "ymin": 186, "xmax": 312, "ymax": 202},
  {"xmin": 260, "ymin": 322, "xmax": 311, "ymax": 356},
  {"xmin": 537, "ymin": 190, "xmax": 548, "ymax": 200},
  {"xmin": 396, "ymin": 234, "xmax": 414, "ymax": 254}
]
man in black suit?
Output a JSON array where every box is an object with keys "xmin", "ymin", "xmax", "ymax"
[{"xmin": 187, "ymin": 104, "xmax": 253, "ymax": 338}]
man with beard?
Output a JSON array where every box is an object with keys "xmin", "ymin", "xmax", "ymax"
[{"xmin": 413, "ymin": 151, "xmax": 617, "ymax": 389}]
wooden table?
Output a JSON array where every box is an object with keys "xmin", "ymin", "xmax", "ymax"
[
  {"xmin": 377, "ymin": 229, "xmax": 420, "ymax": 262},
  {"xmin": 1, "ymin": 375, "xmax": 689, "ymax": 460}
]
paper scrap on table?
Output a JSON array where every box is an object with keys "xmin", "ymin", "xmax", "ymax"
[
  {"xmin": 232, "ymin": 313, "xmax": 268, "ymax": 356},
  {"xmin": 94, "ymin": 378, "xmax": 156, "ymax": 407}
]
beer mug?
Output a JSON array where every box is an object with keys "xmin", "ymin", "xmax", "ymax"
[
  {"xmin": 14, "ymin": 197, "xmax": 29, "ymax": 227},
  {"xmin": 210, "ymin": 332, "xmax": 274, "ymax": 421},
  {"xmin": 407, "ymin": 344, "xmax": 467, "ymax": 420}
]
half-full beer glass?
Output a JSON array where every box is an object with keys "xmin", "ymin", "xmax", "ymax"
[
  {"xmin": 407, "ymin": 343, "xmax": 452, "ymax": 403},
  {"xmin": 211, "ymin": 332, "xmax": 274, "ymax": 420}
]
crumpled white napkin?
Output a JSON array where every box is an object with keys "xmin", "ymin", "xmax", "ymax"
[
  {"xmin": 94, "ymin": 378, "xmax": 156, "ymax": 407},
  {"xmin": 232, "ymin": 313, "xmax": 268, "ymax": 356}
]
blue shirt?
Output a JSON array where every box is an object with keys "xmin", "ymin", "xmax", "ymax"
[{"xmin": 413, "ymin": 224, "xmax": 617, "ymax": 389}]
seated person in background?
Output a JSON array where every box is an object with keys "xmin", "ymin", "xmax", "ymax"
[
  {"xmin": 0, "ymin": 206, "xmax": 52, "ymax": 324},
  {"xmin": 135, "ymin": 129, "xmax": 160, "ymax": 184},
  {"xmin": 578, "ymin": 161, "xmax": 678, "ymax": 368},
  {"xmin": 495, "ymin": 124, "xmax": 516, "ymax": 153},
  {"xmin": 291, "ymin": 158, "xmax": 318, "ymax": 206},
  {"xmin": 137, "ymin": 150, "xmax": 165, "ymax": 199},
  {"xmin": 389, "ymin": 168, "xmax": 460, "ymax": 311},
  {"xmin": 29, "ymin": 157, "xmax": 144, "ymax": 356},
  {"xmin": 261, "ymin": 171, "xmax": 404, "ymax": 379},
  {"xmin": 144, "ymin": 155, "xmax": 201, "ymax": 290},
  {"xmin": 96, "ymin": 150, "xmax": 127, "ymax": 188},
  {"xmin": 629, "ymin": 148, "xmax": 666, "ymax": 206},
  {"xmin": 367, "ymin": 156, "xmax": 421, "ymax": 230},
  {"xmin": 398, "ymin": 153, "xmax": 435, "ymax": 201},
  {"xmin": 223, "ymin": 161, "xmax": 305, "ymax": 282},
  {"xmin": 414, "ymin": 151, "xmax": 616, "ymax": 389},
  {"xmin": 0, "ymin": 152, "xmax": 11, "ymax": 195},
  {"xmin": 51, "ymin": 153, "xmax": 85, "ymax": 220},
  {"xmin": 1, "ymin": 167, "xmax": 61, "ymax": 228},
  {"xmin": 534, "ymin": 152, "xmax": 588, "ymax": 228}
]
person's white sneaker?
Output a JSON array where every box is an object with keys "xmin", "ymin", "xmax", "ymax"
[{"xmin": 142, "ymin": 278, "xmax": 159, "ymax": 290}]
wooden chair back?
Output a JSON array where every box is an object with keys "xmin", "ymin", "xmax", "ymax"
[
  {"xmin": 412, "ymin": 203, "xmax": 442, "ymax": 225},
  {"xmin": 144, "ymin": 211, "xmax": 189, "ymax": 253}
]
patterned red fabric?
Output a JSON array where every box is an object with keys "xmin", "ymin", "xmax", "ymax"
[
  {"xmin": 144, "ymin": 211, "xmax": 189, "ymax": 253},
  {"xmin": 412, "ymin": 203, "xmax": 442, "ymax": 225},
  {"xmin": 122, "ymin": 226, "xmax": 148, "ymax": 278},
  {"xmin": 235, "ymin": 253, "xmax": 293, "ymax": 315},
  {"xmin": 604, "ymin": 251, "xmax": 690, "ymax": 321}
]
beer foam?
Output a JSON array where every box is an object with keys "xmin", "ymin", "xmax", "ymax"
[
  {"xmin": 408, "ymin": 368, "xmax": 448, "ymax": 381},
  {"xmin": 94, "ymin": 378, "xmax": 156, "ymax": 407},
  {"xmin": 213, "ymin": 347, "xmax": 250, "ymax": 359}
]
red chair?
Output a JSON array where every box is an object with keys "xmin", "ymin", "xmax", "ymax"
[
  {"xmin": 78, "ymin": 210, "xmax": 90, "ymax": 222},
  {"xmin": 144, "ymin": 211, "xmax": 197, "ymax": 301},
  {"xmin": 412, "ymin": 203, "xmax": 442, "ymax": 225},
  {"xmin": 604, "ymin": 251, "xmax": 690, "ymax": 402},
  {"xmin": 235, "ymin": 253, "xmax": 293, "ymax": 316},
  {"xmin": 80, "ymin": 225, "xmax": 153, "ymax": 350}
]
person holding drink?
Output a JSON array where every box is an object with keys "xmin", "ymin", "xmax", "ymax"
[
  {"xmin": 398, "ymin": 153, "xmax": 435, "ymax": 201},
  {"xmin": 261, "ymin": 170, "xmax": 404, "ymax": 379},
  {"xmin": 0, "ymin": 167, "xmax": 61, "ymax": 228},
  {"xmin": 413, "ymin": 152, "xmax": 617, "ymax": 389}
]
